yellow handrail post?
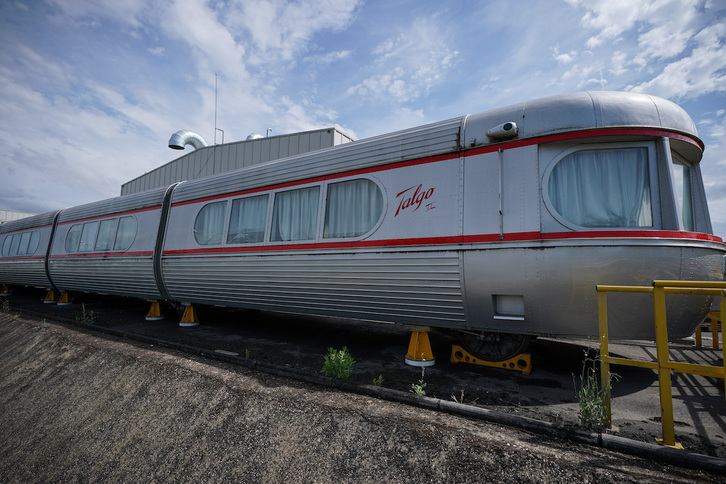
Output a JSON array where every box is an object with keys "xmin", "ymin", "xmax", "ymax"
[
  {"xmin": 597, "ymin": 289, "xmax": 612, "ymax": 428},
  {"xmin": 712, "ymin": 316, "xmax": 719, "ymax": 349},
  {"xmin": 695, "ymin": 325, "xmax": 702, "ymax": 347},
  {"xmin": 652, "ymin": 284, "xmax": 677, "ymax": 448}
]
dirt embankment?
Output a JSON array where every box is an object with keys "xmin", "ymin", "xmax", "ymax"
[{"xmin": 0, "ymin": 314, "xmax": 720, "ymax": 483}]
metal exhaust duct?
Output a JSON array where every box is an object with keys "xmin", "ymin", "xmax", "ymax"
[{"xmin": 168, "ymin": 130, "xmax": 208, "ymax": 150}]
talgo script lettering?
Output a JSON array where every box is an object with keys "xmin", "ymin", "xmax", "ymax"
[{"xmin": 395, "ymin": 184, "xmax": 435, "ymax": 216}]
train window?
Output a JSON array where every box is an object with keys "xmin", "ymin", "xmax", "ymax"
[
  {"xmin": 194, "ymin": 201, "xmax": 227, "ymax": 245},
  {"xmin": 95, "ymin": 219, "xmax": 119, "ymax": 251},
  {"xmin": 28, "ymin": 231, "xmax": 40, "ymax": 255},
  {"xmin": 271, "ymin": 186, "xmax": 320, "ymax": 242},
  {"xmin": 671, "ymin": 154, "xmax": 694, "ymax": 231},
  {"xmin": 1, "ymin": 236, "xmax": 10, "ymax": 256},
  {"xmin": 114, "ymin": 216, "xmax": 137, "ymax": 251},
  {"xmin": 8, "ymin": 233, "xmax": 21, "ymax": 256},
  {"xmin": 65, "ymin": 225, "xmax": 82, "ymax": 252},
  {"xmin": 548, "ymin": 147, "xmax": 652, "ymax": 227},
  {"xmin": 79, "ymin": 222, "xmax": 99, "ymax": 252},
  {"xmin": 17, "ymin": 232, "xmax": 31, "ymax": 255},
  {"xmin": 227, "ymin": 195, "xmax": 268, "ymax": 244},
  {"xmin": 324, "ymin": 179, "xmax": 383, "ymax": 238}
]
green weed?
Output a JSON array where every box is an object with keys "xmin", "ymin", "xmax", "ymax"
[
  {"xmin": 574, "ymin": 351, "xmax": 617, "ymax": 431},
  {"xmin": 321, "ymin": 346, "xmax": 356, "ymax": 379}
]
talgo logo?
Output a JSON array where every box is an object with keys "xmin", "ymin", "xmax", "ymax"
[{"xmin": 395, "ymin": 184, "xmax": 435, "ymax": 217}]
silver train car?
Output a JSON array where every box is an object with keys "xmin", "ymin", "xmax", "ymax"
[{"xmin": 2, "ymin": 91, "xmax": 725, "ymax": 360}]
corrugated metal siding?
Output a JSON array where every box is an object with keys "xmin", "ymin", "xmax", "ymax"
[
  {"xmin": 58, "ymin": 187, "xmax": 167, "ymax": 224},
  {"xmin": 121, "ymin": 128, "xmax": 355, "ymax": 195},
  {"xmin": 0, "ymin": 210, "xmax": 37, "ymax": 224},
  {"xmin": 0, "ymin": 260, "xmax": 49, "ymax": 287},
  {"xmin": 162, "ymin": 251, "xmax": 466, "ymax": 326},
  {"xmin": 171, "ymin": 118, "xmax": 462, "ymax": 204},
  {"xmin": 49, "ymin": 257, "xmax": 160, "ymax": 299}
]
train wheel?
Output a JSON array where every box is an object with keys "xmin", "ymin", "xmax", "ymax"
[{"xmin": 458, "ymin": 331, "xmax": 531, "ymax": 362}]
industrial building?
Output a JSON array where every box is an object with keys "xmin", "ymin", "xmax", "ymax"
[{"xmin": 121, "ymin": 127, "xmax": 354, "ymax": 196}]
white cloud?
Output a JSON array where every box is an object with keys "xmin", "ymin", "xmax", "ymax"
[
  {"xmin": 345, "ymin": 17, "xmax": 458, "ymax": 104},
  {"xmin": 628, "ymin": 23, "xmax": 726, "ymax": 99},
  {"xmin": 225, "ymin": 0, "xmax": 361, "ymax": 62}
]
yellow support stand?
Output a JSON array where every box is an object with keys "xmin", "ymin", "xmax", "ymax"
[
  {"xmin": 44, "ymin": 289, "xmax": 57, "ymax": 304},
  {"xmin": 0, "ymin": 284, "xmax": 10, "ymax": 296},
  {"xmin": 145, "ymin": 300, "xmax": 164, "ymax": 321},
  {"xmin": 57, "ymin": 291, "xmax": 72, "ymax": 306},
  {"xmin": 179, "ymin": 304, "xmax": 199, "ymax": 327},
  {"xmin": 405, "ymin": 326, "xmax": 435, "ymax": 367},
  {"xmin": 450, "ymin": 345, "xmax": 532, "ymax": 375}
]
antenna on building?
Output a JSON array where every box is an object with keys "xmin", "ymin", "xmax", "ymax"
[{"xmin": 214, "ymin": 73, "xmax": 219, "ymax": 144}]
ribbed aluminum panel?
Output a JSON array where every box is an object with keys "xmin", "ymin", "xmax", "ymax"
[
  {"xmin": 162, "ymin": 251, "xmax": 466, "ymax": 327},
  {"xmin": 0, "ymin": 210, "xmax": 58, "ymax": 234},
  {"xmin": 0, "ymin": 260, "xmax": 49, "ymax": 287},
  {"xmin": 58, "ymin": 187, "xmax": 168, "ymax": 224},
  {"xmin": 48, "ymin": 256, "xmax": 160, "ymax": 299},
  {"xmin": 171, "ymin": 118, "xmax": 462, "ymax": 204}
]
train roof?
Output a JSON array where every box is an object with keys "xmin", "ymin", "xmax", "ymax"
[
  {"xmin": 56, "ymin": 186, "xmax": 169, "ymax": 224},
  {"xmin": 0, "ymin": 210, "xmax": 60, "ymax": 233},
  {"xmin": 463, "ymin": 90, "xmax": 699, "ymax": 148},
  {"xmin": 170, "ymin": 91, "xmax": 701, "ymax": 204}
]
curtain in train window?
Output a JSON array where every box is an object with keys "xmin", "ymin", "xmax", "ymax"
[
  {"xmin": 227, "ymin": 195, "xmax": 268, "ymax": 244},
  {"xmin": 95, "ymin": 219, "xmax": 119, "ymax": 251},
  {"xmin": 194, "ymin": 201, "xmax": 227, "ymax": 245},
  {"xmin": 548, "ymin": 147, "xmax": 652, "ymax": 227},
  {"xmin": 65, "ymin": 225, "xmax": 82, "ymax": 252},
  {"xmin": 324, "ymin": 179, "xmax": 383, "ymax": 238},
  {"xmin": 79, "ymin": 222, "xmax": 99, "ymax": 252},
  {"xmin": 671, "ymin": 155, "xmax": 694, "ymax": 231},
  {"xmin": 114, "ymin": 216, "xmax": 137, "ymax": 251},
  {"xmin": 271, "ymin": 186, "xmax": 320, "ymax": 241}
]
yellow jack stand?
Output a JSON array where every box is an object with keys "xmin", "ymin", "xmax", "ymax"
[
  {"xmin": 57, "ymin": 291, "xmax": 72, "ymax": 306},
  {"xmin": 179, "ymin": 304, "xmax": 199, "ymax": 327},
  {"xmin": 405, "ymin": 326, "xmax": 435, "ymax": 367},
  {"xmin": 145, "ymin": 300, "xmax": 164, "ymax": 321},
  {"xmin": 44, "ymin": 289, "xmax": 57, "ymax": 304},
  {"xmin": 450, "ymin": 345, "xmax": 532, "ymax": 375},
  {"xmin": 0, "ymin": 284, "xmax": 10, "ymax": 296}
]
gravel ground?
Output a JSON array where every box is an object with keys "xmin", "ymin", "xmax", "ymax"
[{"xmin": 0, "ymin": 313, "xmax": 722, "ymax": 483}]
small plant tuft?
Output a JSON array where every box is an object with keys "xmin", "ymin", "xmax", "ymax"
[
  {"xmin": 245, "ymin": 349, "xmax": 251, "ymax": 359},
  {"xmin": 77, "ymin": 303, "xmax": 97, "ymax": 325},
  {"xmin": 410, "ymin": 357, "xmax": 427, "ymax": 396},
  {"xmin": 372, "ymin": 374, "xmax": 384, "ymax": 387},
  {"xmin": 574, "ymin": 351, "xmax": 617, "ymax": 431},
  {"xmin": 2, "ymin": 298, "xmax": 9, "ymax": 314},
  {"xmin": 321, "ymin": 346, "xmax": 356, "ymax": 379}
]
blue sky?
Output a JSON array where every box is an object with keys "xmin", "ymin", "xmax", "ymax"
[{"xmin": 1, "ymin": 0, "xmax": 725, "ymax": 237}]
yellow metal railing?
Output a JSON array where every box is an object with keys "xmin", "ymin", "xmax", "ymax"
[
  {"xmin": 596, "ymin": 280, "xmax": 726, "ymax": 449},
  {"xmin": 696, "ymin": 311, "xmax": 721, "ymax": 348}
]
